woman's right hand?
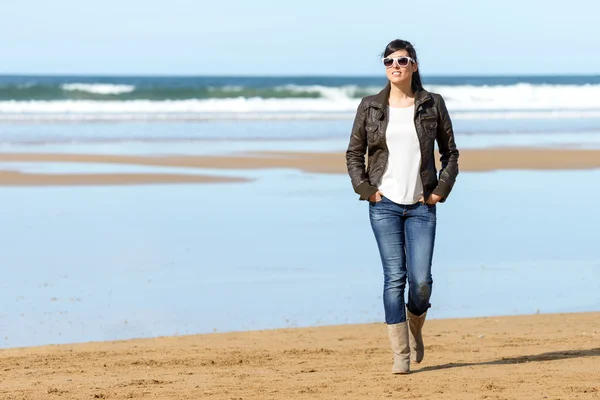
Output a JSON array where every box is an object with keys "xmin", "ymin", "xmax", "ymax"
[{"xmin": 369, "ymin": 191, "xmax": 384, "ymax": 203}]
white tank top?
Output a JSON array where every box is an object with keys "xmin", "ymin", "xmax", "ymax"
[{"xmin": 376, "ymin": 105, "xmax": 423, "ymax": 205}]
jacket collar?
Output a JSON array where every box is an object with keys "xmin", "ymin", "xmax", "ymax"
[{"xmin": 368, "ymin": 82, "xmax": 431, "ymax": 110}]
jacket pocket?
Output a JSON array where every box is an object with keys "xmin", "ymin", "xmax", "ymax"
[{"xmin": 422, "ymin": 120, "xmax": 437, "ymax": 138}]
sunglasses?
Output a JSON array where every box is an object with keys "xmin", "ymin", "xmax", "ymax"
[{"xmin": 382, "ymin": 56, "xmax": 416, "ymax": 68}]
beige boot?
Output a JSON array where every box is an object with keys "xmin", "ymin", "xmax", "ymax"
[
  {"xmin": 387, "ymin": 322, "xmax": 410, "ymax": 374},
  {"xmin": 406, "ymin": 308, "xmax": 427, "ymax": 363}
]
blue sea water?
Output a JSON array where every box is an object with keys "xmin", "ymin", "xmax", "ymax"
[
  {"xmin": 2, "ymin": 74, "xmax": 600, "ymax": 101},
  {"xmin": 0, "ymin": 74, "xmax": 599, "ymax": 128},
  {"xmin": 1, "ymin": 74, "xmax": 600, "ymax": 144}
]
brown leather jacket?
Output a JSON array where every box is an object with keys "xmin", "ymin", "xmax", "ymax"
[{"xmin": 345, "ymin": 83, "xmax": 459, "ymax": 202}]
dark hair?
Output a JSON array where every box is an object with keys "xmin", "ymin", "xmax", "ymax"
[{"xmin": 382, "ymin": 39, "xmax": 424, "ymax": 92}]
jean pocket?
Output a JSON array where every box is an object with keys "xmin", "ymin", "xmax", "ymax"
[{"xmin": 370, "ymin": 196, "xmax": 385, "ymax": 205}]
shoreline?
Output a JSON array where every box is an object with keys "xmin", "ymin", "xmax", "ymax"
[
  {"xmin": 0, "ymin": 147, "xmax": 599, "ymax": 186},
  {"xmin": 1, "ymin": 310, "xmax": 596, "ymax": 352},
  {"xmin": 2, "ymin": 311, "xmax": 598, "ymax": 399}
]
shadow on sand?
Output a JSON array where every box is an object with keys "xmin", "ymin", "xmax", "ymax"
[{"xmin": 415, "ymin": 348, "xmax": 600, "ymax": 373}]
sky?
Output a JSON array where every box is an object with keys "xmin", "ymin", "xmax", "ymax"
[{"xmin": 1, "ymin": 0, "xmax": 599, "ymax": 76}]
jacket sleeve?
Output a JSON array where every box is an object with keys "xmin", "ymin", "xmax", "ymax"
[
  {"xmin": 432, "ymin": 95, "xmax": 459, "ymax": 202},
  {"xmin": 346, "ymin": 99, "xmax": 379, "ymax": 201}
]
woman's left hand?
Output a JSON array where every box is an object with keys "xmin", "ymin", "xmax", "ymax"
[{"xmin": 420, "ymin": 194, "xmax": 442, "ymax": 205}]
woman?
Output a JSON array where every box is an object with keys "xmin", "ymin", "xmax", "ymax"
[{"xmin": 346, "ymin": 39, "xmax": 459, "ymax": 374}]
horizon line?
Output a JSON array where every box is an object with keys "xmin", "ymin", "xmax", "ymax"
[{"xmin": 1, "ymin": 72, "xmax": 599, "ymax": 78}]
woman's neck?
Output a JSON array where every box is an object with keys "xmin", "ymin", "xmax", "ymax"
[{"xmin": 388, "ymin": 81, "xmax": 414, "ymax": 108}]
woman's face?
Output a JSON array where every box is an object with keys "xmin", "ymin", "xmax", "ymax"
[{"xmin": 384, "ymin": 50, "xmax": 418, "ymax": 86}]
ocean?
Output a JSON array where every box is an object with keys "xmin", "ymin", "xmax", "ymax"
[
  {"xmin": 1, "ymin": 74, "xmax": 600, "ymax": 143},
  {"xmin": 1, "ymin": 75, "xmax": 600, "ymax": 120}
]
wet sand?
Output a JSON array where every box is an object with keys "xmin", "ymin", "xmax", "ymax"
[
  {"xmin": 0, "ymin": 148, "xmax": 599, "ymax": 185},
  {"xmin": 0, "ymin": 170, "xmax": 249, "ymax": 186},
  {"xmin": 1, "ymin": 312, "xmax": 598, "ymax": 399}
]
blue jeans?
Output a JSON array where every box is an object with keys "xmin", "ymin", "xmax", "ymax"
[{"xmin": 369, "ymin": 196, "xmax": 436, "ymax": 324}]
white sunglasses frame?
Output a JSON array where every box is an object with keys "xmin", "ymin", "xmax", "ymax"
[{"xmin": 381, "ymin": 56, "xmax": 416, "ymax": 68}]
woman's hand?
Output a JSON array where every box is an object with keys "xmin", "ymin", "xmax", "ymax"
[
  {"xmin": 420, "ymin": 193, "xmax": 442, "ymax": 205},
  {"xmin": 369, "ymin": 191, "xmax": 384, "ymax": 203}
]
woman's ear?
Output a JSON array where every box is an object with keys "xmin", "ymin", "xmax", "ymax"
[{"xmin": 413, "ymin": 62, "xmax": 418, "ymax": 73}]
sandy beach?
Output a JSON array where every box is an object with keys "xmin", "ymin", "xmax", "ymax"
[
  {"xmin": 0, "ymin": 147, "xmax": 599, "ymax": 185},
  {"xmin": 1, "ymin": 312, "xmax": 598, "ymax": 399}
]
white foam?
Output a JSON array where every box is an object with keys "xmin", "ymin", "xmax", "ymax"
[
  {"xmin": 3, "ymin": 83, "xmax": 600, "ymax": 121},
  {"xmin": 277, "ymin": 83, "xmax": 600, "ymax": 110},
  {"xmin": 0, "ymin": 98, "xmax": 360, "ymax": 114},
  {"xmin": 61, "ymin": 83, "xmax": 136, "ymax": 95},
  {"xmin": 2, "ymin": 110, "xmax": 600, "ymax": 122},
  {"xmin": 430, "ymin": 83, "xmax": 600, "ymax": 110}
]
